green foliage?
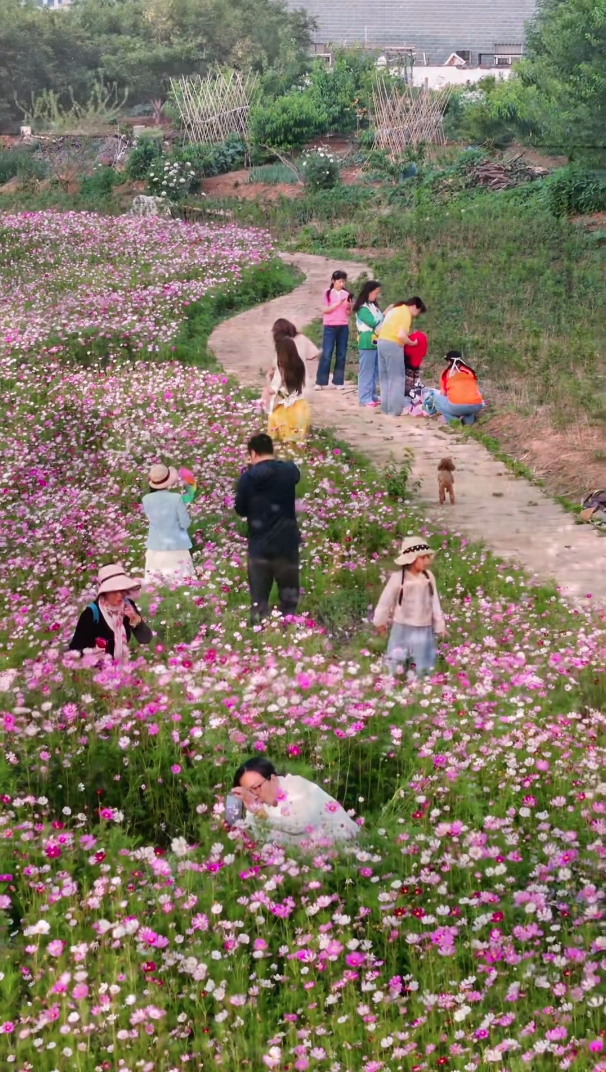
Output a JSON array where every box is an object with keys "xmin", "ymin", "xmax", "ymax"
[
  {"xmin": 147, "ymin": 158, "xmax": 193, "ymax": 202},
  {"xmin": 0, "ymin": 148, "xmax": 47, "ymax": 185},
  {"xmin": 126, "ymin": 133, "xmax": 165, "ymax": 180},
  {"xmin": 16, "ymin": 81, "xmax": 128, "ymax": 134},
  {"xmin": 165, "ymin": 260, "xmax": 301, "ymax": 368},
  {"xmin": 250, "ymin": 92, "xmax": 326, "ymax": 152},
  {"xmin": 444, "ymin": 76, "xmax": 545, "ymax": 147},
  {"xmin": 540, "ymin": 163, "xmax": 606, "ymax": 217},
  {"xmin": 170, "ymin": 135, "xmax": 247, "ymax": 192},
  {"xmin": 521, "ymin": 0, "xmax": 606, "ymax": 164},
  {"xmin": 300, "ymin": 148, "xmax": 340, "ymax": 189},
  {"xmin": 248, "ymin": 163, "xmax": 300, "ymax": 184},
  {"xmin": 306, "ymin": 51, "xmax": 376, "ymax": 134},
  {"xmin": 0, "ymin": 0, "xmax": 313, "ymax": 123},
  {"xmin": 79, "ymin": 165, "xmax": 122, "ymax": 201}
]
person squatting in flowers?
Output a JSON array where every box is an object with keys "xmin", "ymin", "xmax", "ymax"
[
  {"xmin": 231, "ymin": 757, "xmax": 359, "ymax": 846},
  {"xmin": 69, "ymin": 562, "xmax": 152, "ymax": 661},
  {"xmin": 373, "ymin": 537, "xmax": 445, "ymax": 676},
  {"xmin": 234, "ymin": 433, "xmax": 301, "ymax": 623}
]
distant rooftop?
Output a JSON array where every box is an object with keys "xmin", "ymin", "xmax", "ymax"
[{"xmin": 293, "ymin": 0, "xmax": 536, "ymax": 66}]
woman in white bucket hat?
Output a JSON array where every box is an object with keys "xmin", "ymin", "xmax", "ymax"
[
  {"xmin": 142, "ymin": 463, "xmax": 195, "ymax": 585},
  {"xmin": 69, "ymin": 563, "xmax": 151, "ymax": 661},
  {"xmin": 373, "ymin": 536, "xmax": 445, "ymax": 677}
]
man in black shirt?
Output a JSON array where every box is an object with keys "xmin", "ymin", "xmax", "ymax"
[{"xmin": 234, "ymin": 433, "xmax": 301, "ymax": 623}]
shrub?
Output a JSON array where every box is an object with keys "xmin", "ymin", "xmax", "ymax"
[
  {"xmin": 250, "ymin": 93, "xmax": 326, "ymax": 152},
  {"xmin": 126, "ymin": 135, "xmax": 164, "ymax": 181},
  {"xmin": 171, "ymin": 135, "xmax": 247, "ymax": 192},
  {"xmin": 79, "ymin": 165, "xmax": 121, "ymax": 201},
  {"xmin": 540, "ymin": 164, "xmax": 606, "ymax": 217},
  {"xmin": 300, "ymin": 148, "xmax": 340, "ymax": 189},
  {"xmin": 147, "ymin": 158, "xmax": 194, "ymax": 201},
  {"xmin": 0, "ymin": 147, "xmax": 47, "ymax": 185}
]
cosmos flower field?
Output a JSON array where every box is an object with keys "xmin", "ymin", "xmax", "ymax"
[{"xmin": 0, "ymin": 212, "xmax": 604, "ymax": 1072}]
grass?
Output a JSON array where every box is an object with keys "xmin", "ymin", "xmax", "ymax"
[{"xmin": 248, "ymin": 163, "xmax": 300, "ymax": 185}]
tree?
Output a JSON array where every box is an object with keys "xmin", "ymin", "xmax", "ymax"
[
  {"xmin": 0, "ymin": 0, "xmax": 314, "ymax": 124},
  {"xmin": 519, "ymin": 0, "xmax": 606, "ymax": 162}
]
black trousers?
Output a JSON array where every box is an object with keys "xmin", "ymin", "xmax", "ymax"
[{"xmin": 247, "ymin": 554, "xmax": 300, "ymax": 623}]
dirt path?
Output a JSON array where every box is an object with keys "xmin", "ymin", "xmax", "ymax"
[{"xmin": 210, "ymin": 252, "xmax": 606, "ymax": 605}]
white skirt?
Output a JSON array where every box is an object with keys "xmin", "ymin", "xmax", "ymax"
[{"xmin": 144, "ymin": 549, "xmax": 196, "ymax": 585}]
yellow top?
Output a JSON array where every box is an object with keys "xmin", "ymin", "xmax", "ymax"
[{"xmin": 378, "ymin": 305, "xmax": 412, "ymax": 344}]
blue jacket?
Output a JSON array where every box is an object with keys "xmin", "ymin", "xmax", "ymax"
[{"xmin": 142, "ymin": 490, "xmax": 192, "ymax": 551}]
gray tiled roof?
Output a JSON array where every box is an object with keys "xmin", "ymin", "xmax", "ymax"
[{"xmin": 291, "ymin": 0, "xmax": 537, "ymax": 64}]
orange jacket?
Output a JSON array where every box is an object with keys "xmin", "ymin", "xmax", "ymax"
[{"xmin": 440, "ymin": 366, "xmax": 483, "ymax": 406}]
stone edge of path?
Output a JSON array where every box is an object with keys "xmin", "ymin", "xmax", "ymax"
[{"xmin": 209, "ymin": 251, "xmax": 606, "ymax": 607}]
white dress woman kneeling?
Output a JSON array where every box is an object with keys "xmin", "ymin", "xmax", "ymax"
[{"xmin": 231, "ymin": 758, "xmax": 359, "ymax": 846}]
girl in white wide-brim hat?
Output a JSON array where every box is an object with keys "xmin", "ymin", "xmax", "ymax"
[
  {"xmin": 373, "ymin": 537, "xmax": 446, "ymax": 677},
  {"xmin": 142, "ymin": 463, "xmax": 196, "ymax": 585}
]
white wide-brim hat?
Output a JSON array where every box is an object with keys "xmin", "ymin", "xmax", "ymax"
[
  {"xmin": 394, "ymin": 537, "xmax": 435, "ymax": 567},
  {"xmin": 97, "ymin": 562, "xmax": 142, "ymax": 596},
  {"xmin": 148, "ymin": 463, "xmax": 179, "ymax": 490}
]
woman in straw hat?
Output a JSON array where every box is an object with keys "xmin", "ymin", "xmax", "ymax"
[
  {"xmin": 373, "ymin": 537, "xmax": 445, "ymax": 677},
  {"xmin": 69, "ymin": 563, "xmax": 151, "ymax": 660},
  {"xmin": 142, "ymin": 464, "xmax": 195, "ymax": 585}
]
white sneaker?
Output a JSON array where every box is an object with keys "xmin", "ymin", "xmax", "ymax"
[
  {"xmin": 314, "ymin": 384, "xmax": 325, "ymax": 391},
  {"xmin": 335, "ymin": 384, "xmax": 346, "ymax": 391}
]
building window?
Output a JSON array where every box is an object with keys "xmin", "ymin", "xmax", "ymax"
[{"xmin": 456, "ymin": 50, "xmax": 472, "ymax": 64}]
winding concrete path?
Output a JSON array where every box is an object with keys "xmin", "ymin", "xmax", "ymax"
[{"xmin": 210, "ymin": 252, "xmax": 606, "ymax": 605}]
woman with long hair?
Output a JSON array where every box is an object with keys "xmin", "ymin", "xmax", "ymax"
[
  {"xmin": 262, "ymin": 319, "xmax": 319, "ymax": 412},
  {"xmin": 315, "ymin": 270, "xmax": 352, "ymax": 390},
  {"xmin": 353, "ymin": 280, "xmax": 383, "ymax": 407},
  {"xmin": 267, "ymin": 336, "xmax": 311, "ymax": 442},
  {"xmin": 377, "ymin": 296, "xmax": 426, "ymax": 416}
]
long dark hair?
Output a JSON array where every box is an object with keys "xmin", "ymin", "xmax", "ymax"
[
  {"xmin": 275, "ymin": 336, "xmax": 306, "ymax": 394},
  {"xmin": 445, "ymin": 350, "xmax": 476, "ymax": 377},
  {"xmin": 272, "ymin": 318, "xmax": 298, "ymax": 340},
  {"xmin": 325, "ymin": 269, "xmax": 349, "ymax": 302},
  {"xmin": 352, "ymin": 280, "xmax": 381, "ymax": 313},
  {"xmin": 233, "ymin": 757, "xmax": 278, "ymax": 787}
]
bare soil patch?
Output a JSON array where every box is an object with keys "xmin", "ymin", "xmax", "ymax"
[{"xmin": 485, "ymin": 410, "xmax": 606, "ymax": 499}]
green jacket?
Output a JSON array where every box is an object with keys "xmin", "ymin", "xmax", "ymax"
[{"xmin": 356, "ymin": 303, "xmax": 383, "ymax": 351}]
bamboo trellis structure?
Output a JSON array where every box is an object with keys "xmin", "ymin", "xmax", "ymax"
[
  {"xmin": 170, "ymin": 69, "xmax": 258, "ymax": 145},
  {"xmin": 371, "ymin": 77, "xmax": 451, "ymax": 155}
]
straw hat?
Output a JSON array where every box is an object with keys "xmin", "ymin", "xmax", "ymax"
[
  {"xmin": 394, "ymin": 537, "xmax": 435, "ymax": 567},
  {"xmin": 148, "ymin": 463, "xmax": 178, "ymax": 490},
  {"xmin": 97, "ymin": 562, "xmax": 142, "ymax": 596}
]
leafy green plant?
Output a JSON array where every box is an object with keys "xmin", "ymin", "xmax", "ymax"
[
  {"xmin": 540, "ymin": 164, "xmax": 606, "ymax": 217},
  {"xmin": 250, "ymin": 93, "xmax": 326, "ymax": 152},
  {"xmin": 126, "ymin": 134, "xmax": 165, "ymax": 181},
  {"xmin": 79, "ymin": 165, "xmax": 122, "ymax": 201},
  {"xmin": 0, "ymin": 147, "xmax": 46, "ymax": 185},
  {"xmin": 384, "ymin": 453, "xmax": 413, "ymax": 501},
  {"xmin": 300, "ymin": 147, "xmax": 340, "ymax": 189}
]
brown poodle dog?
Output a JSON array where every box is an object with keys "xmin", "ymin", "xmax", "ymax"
[{"xmin": 438, "ymin": 457, "xmax": 456, "ymax": 505}]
